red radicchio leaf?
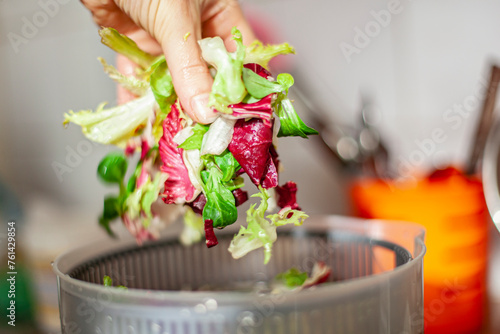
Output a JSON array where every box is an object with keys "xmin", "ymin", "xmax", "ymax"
[
  {"xmin": 140, "ymin": 139, "xmax": 150, "ymax": 161},
  {"xmin": 159, "ymin": 102, "xmax": 196, "ymax": 204},
  {"xmin": 124, "ymin": 143, "xmax": 136, "ymax": 157},
  {"xmin": 228, "ymin": 94, "xmax": 274, "ymax": 126},
  {"xmin": 261, "ymin": 156, "xmax": 278, "ymax": 189},
  {"xmin": 186, "ymin": 193, "xmax": 207, "ymax": 215},
  {"xmin": 244, "ymin": 63, "xmax": 272, "ymax": 78},
  {"xmin": 275, "ymin": 181, "xmax": 301, "ymax": 210},
  {"xmin": 228, "ymin": 118, "xmax": 274, "ymax": 187},
  {"xmin": 302, "ymin": 262, "xmax": 331, "ymax": 288},
  {"xmin": 204, "ymin": 219, "xmax": 218, "ymax": 248},
  {"xmin": 232, "ymin": 188, "xmax": 249, "ymax": 207},
  {"xmin": 261, "ymin": 144, "xmax": 280, "ymax": 189}
]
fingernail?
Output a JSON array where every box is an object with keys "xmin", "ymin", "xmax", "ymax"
[{"xmin": 191, "ymin": 93, "xmax": 219, "ymax": 124}]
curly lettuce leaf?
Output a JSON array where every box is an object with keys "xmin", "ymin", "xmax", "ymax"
[
  {"xmin": 98, "ymin": 57, "xmax": 149, "ymax": 96},
  {"xmin": 198, "ymin": 27, "xmax": 246, "ymax": 113},
  {"xmin": 229, "ymin": 187, "xmax": 308, "ymax": 264},
  {"xmin": 228, "ymin": 187, "xmax": 275, "ymax": 263},
  {"xmin": 244, "ymin": 41, "xmax": 295, "ymax": 69},
  {"xmin": 267, "ymin": 207, "xmax": 308, "ymax": 227},
  {"xmin": 99, "ymin": 27, "xmax": 157, "ymax": 70},
  {"xmin": 64, "ymin": 90, "xmax": 156, "ymax": 146}
]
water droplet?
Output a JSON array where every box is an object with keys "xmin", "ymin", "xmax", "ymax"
[
  {"xmin": 238, "ymin": 311, "xmax": 256, "ymax": 326},
  {"xmin": 151, "ymin": 322, "xmax": 162, "ymax": 334},
  {"xmin": 204, "ymin": 298, "xmax": 218, "ymax": 311},
  {"xmin": 194, "ymin": 303, "xmax": 206, "ymax": 314},
  {"xmin": 95, "ymin": 326, "xmax": 102, "ymax": 334}
]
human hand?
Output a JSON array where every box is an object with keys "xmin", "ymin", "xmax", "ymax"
[{"xmin": 81, "ymin": 0, "xmax": 257, "ymax": 123}]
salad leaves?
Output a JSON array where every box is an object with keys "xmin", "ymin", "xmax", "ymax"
[
  {"xmin": 63, "ymin": 90, "xmax": 157, "ymax": 146},
  {"xmin": 64, "ymin": 27, "xmax": 317, "ymax": 264},
  {"xmin": 244, "ymin": 40, "xmax": 296, "ymax": 70},
  {"xmin": 99, "ymin": 27, "xmax": 157, "ymax": 70},
  {"xmin": 273, "ymin": 262, "xmax": 332, "ymax": 292},
  {"xmin": 198, "ymin": 27, "xmax": 246, "ymax": 113},
  {"xmin": 228, "ymin": 187, "xmax": 307, "ymax": 264}
]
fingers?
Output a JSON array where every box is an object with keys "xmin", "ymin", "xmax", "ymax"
[
  {"xmin": 81, "ymin": 0, "xmax": 137, "ymax": 34},
  {"xmin": 83, "ymin": 0, "xmax": 257, "ymax": 124},
  {"xmin": 153, "ymin": 1, "xmax": 218, "ymax": 124},
  {"xmin": 201, "ymin": 0, "xmax": 257, "ymax": 50}
]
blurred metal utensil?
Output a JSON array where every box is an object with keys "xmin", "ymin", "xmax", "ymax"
[
  {"xmin": 357, "ymin": 95, "xmax": 391, "ymax": 178},
  {"xmin": 291, "ymin": 84, "xmax": 391, "ymax": 178},
  {"xmin": 466, "ymin": 64, "xmax": 500, "ymax": 175},
  {"xmin": 482, "ymin": 116, "xmax": 500, "ymax": 231}
]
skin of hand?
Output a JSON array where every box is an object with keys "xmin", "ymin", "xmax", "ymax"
[{"xmin": 81, "ymin": 0, "xmax": 257, "ymax": 123}]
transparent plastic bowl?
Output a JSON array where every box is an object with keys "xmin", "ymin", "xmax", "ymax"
[{"xmin": 53, "ymin": 215, "xmax": 425, "ymax": 334}]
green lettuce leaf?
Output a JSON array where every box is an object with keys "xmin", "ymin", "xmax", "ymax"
[
  {"xmin": 180, "ymin": 207, "xmax": 204, "ymax": 246},
  {"xmin": 98, "ymin": 57, "xmax": 149, "ymax": 96},
  {"xmin": 150, "ymin": 59, "xmax": 176, "ymax": 113},
  {"xmin": 228, "ymin": 188, "xmax": 309, "ymax": 264},
  {"xmin": 276, "ymin": 98, "xmax": 318, "ymax": 138},
  {"xmin": 125, "ymin": 172, "xmax": 167, "ymax": 222},
  {"xmin": 103, "ymin": 275, "xmax": 127, "ymax": 289},
  {"xmin": 242, "ymin": 68, "xmax": 283, "ymax": 99},
  {"xmin": 228, "ymin": 187, "xmax": 275, "ymax": 263},
  {"xmin": 64, "ymin": 90, "xmax": 156, "ymax": 146},
  {"xmin": 267, "ymin": 207, "xmax": 309, "ymax": 227},
  {"xmin": 98, "ymin": 196, "xmax": 120, "ymax": 237},
  {"xmin": 275, "ymin": 268, "xmax": 308, "ymax": 288},
  {"xmin": 244, "ymin": 41, "xmax": 295, "ymax": 69},
  {"xmin": 214, "ymin": 149, "xmax": 241, "ymax": 182},
  {"xmin": 201, "ymin": 164, "xmax": 238, "ymax": 228},
  {"xmin": 97, "ymin": 152, "xmax": 128, "ymax": 186},
  {"xmin": 99, "ymin": 27, "xmax": 157, "ymax": 70},
  {"xmin": 178, "ymin": 123, "xmax": 210, "ymax": 150},
  {"xmin": 198, "ymin": 27, "xmax": 247, "ymax": 113}
]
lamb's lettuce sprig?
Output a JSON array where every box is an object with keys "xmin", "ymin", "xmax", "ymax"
[
  {"xmin": 201, "ymin": 157, "xmax": 238, "ymax": 228},
  {"xmin": 241, "ymin": 67, "xmax": 318, "ymax": 138},
  {"xmin": 96, "ymin": 152, "xmax": 130, "ymax": 236}
]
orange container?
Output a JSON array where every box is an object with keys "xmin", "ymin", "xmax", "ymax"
[{"xmin": 350, "ymin": 169, "xmax": 489, "ymax": 334}]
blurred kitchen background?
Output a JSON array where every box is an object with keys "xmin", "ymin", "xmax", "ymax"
[{"xmin": 1, "ymin": 0, "xmax": 500, "ymax": 332}]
